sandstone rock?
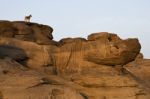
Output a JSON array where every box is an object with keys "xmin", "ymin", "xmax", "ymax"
[
  {"xmin": 53, "ymin": 32, "xmax": 141, "ymax": 74},
  {"xmin": 0, "ymin": 92, "xmax": 3, "ymax": 99},
  {"xmin": 124, "ymin": 59, "xmax": 150, "ymax": 93},
  {"xmin": 0, "ymin": 37, "xmax": 53, "ymax": 69},
  {"xmin": 0, "ymin": 21, "xmax": 53, "ymax": 44},
  {"xmin": 30, "ymin": 24, "xmax": 52, "ymax": 44},
  {"xmin": 0, "ymin": 60, "xmax": 84, "ymax": 99},
  {"xmin": 71, "ymin": 75, "xmax": 138, "ymax": 87},
  {"xmin": 59, "ymin": 37, "xmax": 86, "ymax": 45},
  {"xmin": 0, "ymin": 20, "xmax": 149, "ymax": 99},
  {"xmin": 0, "ymin": 58, "xmax": 27, "ymax": 74},
  {"xmin": 85, "ymin": 38, "xmax": 141, "ymax": 66},
  {"xmin": 135, "ymin": 53, "xmax": 144, "ymax": 61},
  {"xmin": 87, "ymin": 32, "xmax": 121, "ymax": 41},
  {"xmin": 2, "ymin": 85, "xmax": 84, "ymax": 99},
  {"xmin": 0, "ymin": 21, "xmax": 17, "ymax": 37},
  {"xmin": 0, "ymin": 45, "xmax": 27, "ymax": 61}
]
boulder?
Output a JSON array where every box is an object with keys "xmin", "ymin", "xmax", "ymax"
[{"xmin": 85, "ymin": 38, "xmax": 141, "ymax": 66}]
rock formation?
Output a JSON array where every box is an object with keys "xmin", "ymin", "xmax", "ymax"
[
  {"xmin": 0, "ymin": 20, "xmax": 150, "ymax": 99},
  {"xmin": 0, "ymin": 21, "xmax": 53, "ymax": 44}
]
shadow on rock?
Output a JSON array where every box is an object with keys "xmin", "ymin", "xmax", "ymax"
[{"xmin": 0, "ymin": 45, "xmax": 28, "ymax": 66}]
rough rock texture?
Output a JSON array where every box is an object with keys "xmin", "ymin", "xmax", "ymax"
[
  {"xmin": 124, "ymin": 59, "xmax": 150, "ymax": 92},
  {"xmin": 0, "ymin": 37, "xmax": 53, "ymax": 69},
  {"xmin": 54, "ymin": 32, "xmax": 141, "ymax": 74},
  {"xmin": 0, "ymin": 21, "xmax": 53, "ymax": 44},
  {"xmin": 0, "ymin": 20, "xmax": 150, "ymax": 99}
]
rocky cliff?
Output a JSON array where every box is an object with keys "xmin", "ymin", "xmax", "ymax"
[{"xmin": 0, "ymin": 20, "xmax": 150, "ymax": 99}]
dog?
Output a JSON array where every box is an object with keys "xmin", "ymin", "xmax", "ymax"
[{"xmin": 24, "ymin": 14, "xmax": 32, "ymax": 22}]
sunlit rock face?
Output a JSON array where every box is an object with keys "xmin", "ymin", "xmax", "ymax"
[
  {"xmin": 54, "ymin": 32, "xmax": 141, "ymax": 74},
  {"xmin": 0, "ymin": 20, "xmax": 149, "ymax": 99},
  {"xmin": 0, "ymin": 21, "xmax": 53, "ymax": 44}
]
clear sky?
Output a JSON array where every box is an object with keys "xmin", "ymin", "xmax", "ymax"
[{"xmin": 0, "ymin": 0, "xmax": 150, "ymax": 58}]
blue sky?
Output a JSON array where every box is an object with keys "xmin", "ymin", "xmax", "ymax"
[{"xmin": 0, "ymin": 0, "xmax": 150, "ymax": 58}]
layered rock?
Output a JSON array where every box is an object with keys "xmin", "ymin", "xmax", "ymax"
[
  {"xmin": 0, "ymin": 37, "xmax": 53, "ymax": 69},
  {"xmin": 124, "ymin": 59, "xmax": 150, "ymax": 92},
  {"xmin": 54, "ymin": 32, "xmax": 141, "ymax": 74},
  {"xmin": 0, "ymin": 21, "xmax": 53, "ymax": 44},
  {"xmin": 0, "ymin": 21, "xmax": 149, "ymax": 99}
]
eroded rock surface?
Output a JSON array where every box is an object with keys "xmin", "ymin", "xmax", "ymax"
[
  {"xmin": 0, "ymin": 20, "xmax": 149, "ymax": 99},
  {"xmin": 0, "ymin": 21, "xmax": 53, "ymax": 44},
  {"xmin": 54, "ymin": 32, "xmax": 141, "ymax": 74}
]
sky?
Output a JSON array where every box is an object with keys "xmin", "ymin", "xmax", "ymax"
[{"xmin": 0, "ymin": 0, "xmax": 150, "ymax": 58}]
